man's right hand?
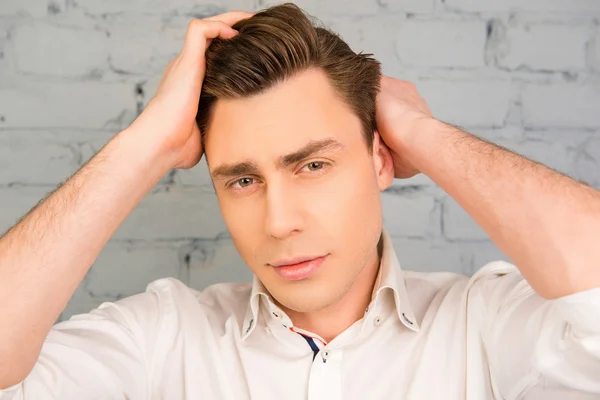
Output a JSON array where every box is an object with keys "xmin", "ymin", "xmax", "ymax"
[{"xmin": 129, "ymin": 11, "xmax": 252, "ymax": 169}]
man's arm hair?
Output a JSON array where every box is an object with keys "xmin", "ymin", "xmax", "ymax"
[{"xmin": 0, "ymin": 127, "xmax": 172, "ymax": 389}]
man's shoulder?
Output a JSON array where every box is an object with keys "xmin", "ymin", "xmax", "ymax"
[
  {"xmin": 143, "ymin": 277, "xmax": 253, "ymax": 315},
  {"xmin": 401, "ymin": 261, "xmax": 521, "ymax": 313},
  {"xmin": 69, "ymin": 278, "xmax": 253, "ymax": 332},
  {"xmin": 145, "ymin": 277, "xmax": 252, "ymax": 300},
  {"xmin": 403, "ymin": 260, "xmax": 519, "ymax": 291}
]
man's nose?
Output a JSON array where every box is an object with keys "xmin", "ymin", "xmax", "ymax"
[{"xmin": 264, "ymin": 183, "xmax": 304, "ymax": 240}]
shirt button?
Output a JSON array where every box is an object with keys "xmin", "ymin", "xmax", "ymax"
[
  {"xmin": 272, "ymin": 311, "xmax": 280, "ymax": 318},
  {"xmin": 374, "ymin": 316, "xmax": 383, "ymax": 326}
]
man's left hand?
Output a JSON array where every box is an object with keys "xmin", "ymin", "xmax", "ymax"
[{"xmin": 375, "ymin": 75, "xmax": 434, "ymax": 179}]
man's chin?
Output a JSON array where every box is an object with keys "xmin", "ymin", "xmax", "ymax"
[{"xmin": 269, "ymin": 285, "xmax": 338, "ymax": 314}]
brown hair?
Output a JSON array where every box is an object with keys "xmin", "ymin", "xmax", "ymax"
[{"xmin": 196, "ymin": 2, "xmax": 381, "ymax": 152}]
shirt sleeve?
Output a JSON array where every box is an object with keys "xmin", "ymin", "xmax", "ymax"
[
  {"xmin": 0, "ymin": 289, "xmax": 161, "ymax": 400},
  {"xmin": 471, "ymin": 261, "xmax": 600, "ymax": 399}
]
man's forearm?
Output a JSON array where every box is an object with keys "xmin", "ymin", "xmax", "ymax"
[
  {"xmin": 0, "ymin": 127, "xmax": 172, "ymax": 387},
  {"xmin": 406, "ymin": 119, "xmax": 600, "ymax": 299}
]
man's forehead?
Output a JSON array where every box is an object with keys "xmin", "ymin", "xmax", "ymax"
[{"xmin": 205, "ymin": 69, "xmax": 358, "ymax": 144}]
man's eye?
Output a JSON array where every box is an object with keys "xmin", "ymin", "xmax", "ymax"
[
  {"xmin": 305, "ymin": 161, "xmax": 325, "ymax": 171},
  {"xmin": 233, "ymin": 177, "xmax": 253, "ymax": 188}
]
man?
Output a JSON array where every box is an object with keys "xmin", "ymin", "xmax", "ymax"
[{"xmin": 0, "ymin": 3, "xmax": 599, "ymax": 399}]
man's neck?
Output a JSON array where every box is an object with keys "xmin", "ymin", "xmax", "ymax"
[{"xmin": 281, "ymin": 236, "xmax": 383, "ymax": 343}]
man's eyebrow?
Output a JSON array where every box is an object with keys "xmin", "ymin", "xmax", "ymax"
[{"xmin": 210, "ymin": 138, "xmax": 345, "ymax": 181}]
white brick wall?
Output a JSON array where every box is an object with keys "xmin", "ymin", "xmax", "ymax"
[
  {"xmin": 593, "ymin": 31, "xmax": 600, "ymax": 72},
  {"xmin": 0, "ymin": 82, "xmax": 135, "ymax": 129},
  {"xmin": 0, "ymin": 0, "xmax": 49, "ymax": 18},
  {"xmin": 395, "ymin": 20, "xmax": 487, "ymax": 68},
  {"xmin": 71, "ymin": 0, "xmax": 258, "ymax": 16},
  {"xmin": 417, "ymin": 80, "xmax": 513, "ymax": 127},
  {"xmin": 522, "ymin": 84, "xmax": 600, "ymax": 129},
  {"xmin": 0, "ymin": 0, "xmax": 598, "ymax": 321},
  {"xmin": 444, "ymin": 0, "xmax": 600, "ymax": 13},
  {"xmin": 84, "ymin": 241, "xmax": 183, "ymax": 298},
  {"xmin": 107, "ymin": 15, "xmax": 184, "ymax": 75},
  {"xmin": 113, "ymin": 187, "xmax": 227, "ymax": 240},
  {"xmin": 381, "ymin": 190, "xmax": 440, "ymax": 238},
  {"xmin": 496, "ymin": 24, "xmax": 588, "ymax": 71},
  {"xmin": 0, "ymin": 131, "xmax": 80, "ymax": 185},
  {"xmin": 13, "ymin": 22, "xmax": 109, "ymax": 77}
]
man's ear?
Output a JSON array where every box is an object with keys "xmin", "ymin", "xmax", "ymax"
[{"xmin": 372, "ymin": 131, "xmax": 394, "ymax": 191}]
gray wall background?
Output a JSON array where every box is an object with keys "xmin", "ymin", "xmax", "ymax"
[{"xmin": 0, "ymin": 0, "xmax": 599, "ymax": 321}]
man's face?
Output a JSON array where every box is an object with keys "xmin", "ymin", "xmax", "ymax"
[{"xmin": 204, "ymin": 68, "xmax": 393, "ymax": 313}]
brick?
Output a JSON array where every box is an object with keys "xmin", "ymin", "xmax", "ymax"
[
  {"xmin": 390, "ymin": 237, "xmax": 470, "ymax": 274},
  {"xmin": 187, "ymin": 239, "xmax": 254, "ymax": 290},
  {"xmin": 47, "ymin": 0, "xmax": 67, "ymax": 15},
  {"xmin": 377, "ymin": 0, "xmax": 435, "ymax": 13},
  {"xmin": 13, "ymin": 22, "xmax": 108, "ymax": 77},
  {"xmin": 285, "ymin": 0, "xmax": 379, "ymax": 17},
  {"xmin": 522, "ymin": 84, "xmax": 600, "ymax": 129},
  {"xmin": 0, "ymin": 186, "xmax": 52, "ymax": 235},
  {"xmin": 381, "ymin": 191, "xmax": 439, "ymax": 238},
  {"xmin": 395, "ymin": 20, "xmax": 486, "ymax": 68},
  {"xmin": 573, "ymin": 136, "xmax": 600, "ymax": 188},
  {"xmin": 0, "ymin": 0, "xmax": 47, "ymax": 17},
  {"xmin": 593, "ymin": 32, "xmax": 600, "ymax": 72},
  {"xmin": 417, "ymin": 80, "xmax": 512, "ymax": 127},
  {"xmin": 393, "ymin": 239, "xmax": 508, "ymax": 276},
  {"xmin": 113, "ymin": 186, "xmax": 227, "ymax": 240},
  {"xmin": 84, "ymin": 241, "xmax": 182, "ymax": 297},
  {"xmin": 325, "ymin": 15, "xmax": 402, "ymax": 75},
  {"xmin": 442, "ymin": 197, "xmax": 488, "ymax": 241},
  {"xmin": 0, "ymin": 131, "xmax": 80, "ymax": 185},
  {"xmin": 497, "ymin": 24, "xmax": 587, "ymax": 71},
  {"xmin": 445, "ymin": 0, "xmax": 600, "ymax": 13},
  {"xmin": 72, "ymin": 0, "xmax": 258, "ymax": 15},
  {"xmin": 108, "ymin": 15, "xmax": 182, "ymax": 75},
  {"xmin": 0, "ymin": 81, "xmax": 135, "ymax": 129}
]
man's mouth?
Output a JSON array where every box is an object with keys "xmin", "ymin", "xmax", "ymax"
[{"xmin": 269, "ymin": 254, "xmax": 329, "ymax": 281}]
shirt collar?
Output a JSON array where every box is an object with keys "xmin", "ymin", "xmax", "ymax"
[
  {"xmin": 374, "ymin": 228, "xmax": 420, "ymax": 332},
  {"xmin": 241, "ymin": 227, "xmax": 420, "ymax": 340}
]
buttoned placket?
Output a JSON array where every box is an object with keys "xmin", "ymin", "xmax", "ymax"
[{"xmin": 256, "ymin": 297, "xmax": 343, "ymax": 400}]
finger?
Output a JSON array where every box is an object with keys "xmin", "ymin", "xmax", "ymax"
[
  {"xmin": 204, "ymin": 10, "xmax": 254, "ymax": 26},
  {"xmin": 181, "ymin": 19, "xmax": 238, "ymax": 59}
]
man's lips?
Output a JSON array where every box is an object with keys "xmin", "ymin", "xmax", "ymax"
[
  {"xmin": 269, "ymin": 255, "xmax": 327, "ymax": 267},
  {"xmin": 270, "ymin": 254, "xmax": 329, "ymax": 281}
]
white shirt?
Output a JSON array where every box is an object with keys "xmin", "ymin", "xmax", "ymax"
[{"xmin": 2, "ymin": 228, "xmax": 600, "ymax": 399}]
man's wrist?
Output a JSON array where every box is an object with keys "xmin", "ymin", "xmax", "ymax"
[
  {"xmin": 399, "ymin": 117, "xmax": 448, "ymax": 167},
  {"xmin": 113, "ymin": 126, "xmax": 176, "ymax": 180}
]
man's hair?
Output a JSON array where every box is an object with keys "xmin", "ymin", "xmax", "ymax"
[{"xmin": 196, "ymin": 2, "xmax": 381, "ymax": 152}]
